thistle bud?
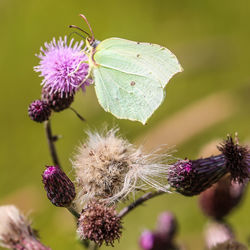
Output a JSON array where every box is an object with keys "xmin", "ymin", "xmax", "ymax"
[
  {"xmin": 199, "ymin": 175, "xmax": 247, "ymax": 220},
  {"xmin": 77, "ymin": 202, "xmax": 122, "ymax": 246},
  {"xmin": 139, "ymin": 231, "xmax": 155, "ymax": 250},
  {"xmin": 168, "ymin": 135, "xmax": 249, "ymax": 196},
  {"xmin": 168, "ymin": 156, "xmax": 227, "ymax": 196},
  {"xmin": 0, "ymin": 205, "xmax": 50, "ymax": 250},
  {"xmin": 42, "ymin": 88, "xmax": 74, "ymax": 112},
  {"xmin": 28, "ymin": 99, "xmax": 51, "ymax": 122},
  {"xmin": 156, "ymin": 212, "xmax": 177, "ymax": 241},
  {"xmin": 42, "ymin": 166, "xmax": 76, "ymax": 207}
]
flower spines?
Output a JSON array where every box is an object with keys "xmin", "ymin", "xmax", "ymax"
[
  {"xmin": 168, "ymin": 156, "xmax": 227, "ymax": 196},
  {"xmin": 28, "ymin": 100, "xmax": 51, "ymax": 122},
  {"xmin": 218, "ymin": 135, "xmax": 250, "ymax": 183},
  {"xmin": 77, "ymin": 202, "xmax": 122, "ymax": 246},
  {"xmin": 42, "ymin": 166, "xmax": 76, "ymax": 207}
]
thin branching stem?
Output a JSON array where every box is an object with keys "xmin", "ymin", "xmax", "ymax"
[
  {"xmin": 44, "ymin": 120, "xmax": 61, "ymax": 168},
  {"xmin": 118, "ymin": 190, "xmax": 165, "ymax": 218}
]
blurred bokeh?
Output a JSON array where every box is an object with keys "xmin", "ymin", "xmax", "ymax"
[{"xmin": 0, "ymin": 0, "xmax": 249, "ymax": 249}]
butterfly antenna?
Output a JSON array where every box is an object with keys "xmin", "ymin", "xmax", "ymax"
[
  {"xmin": 69, "ymin": 24, "xmax": 91, "ymax": 38},
  {"xmin": 68, "ymin": 31, "xmax": 86, "ymax": 40},
  {"xmin": 79, "ymin": 14, "xmax": 95, "ymax": 42}
]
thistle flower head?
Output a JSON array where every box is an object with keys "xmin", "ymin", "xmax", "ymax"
[
  {"xmin": 28, "ymin": 99, "xmax": 51, "ymax": 122},
  {"xmin": 77, "ymin": 202, "xmax": 122, "ymax": 246},
  {"xmin": 0, "ymin": 205, "xmax": 50, "ymax": 249},
  {"xmin": 218, "ymin": 135, "xmax": 250, "ymax": 183},
  {"xmin": 168, "ymin": 156, "xmax": 227, "ymax": 196},
  {"xmin": 73, "ymin": 129, "xmax": 172, "ymax": 205},
  {"xmin": 34, "ymin": 36, "xmax": 91, "ymax": 96},
  {"xmin": 42, "ymin": 166, "xmax": 76, "ymax": 207},
  {"xmin": 199, "ymin": 175, "xmax": 247, "ymax": 220},
  {"xmin": 41, "ymin": 88, "xmax": 74, "ymax": 112}
]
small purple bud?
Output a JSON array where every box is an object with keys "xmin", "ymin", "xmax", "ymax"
[
  {"xmin": 199, "ymin": 175, "xmax": 247, "ymax": 220},
  {"xmin": 28, "ymin": 99, "xmax": 51, "ymax": 122},
  {"xmin": 41, "ymin": 88, "xmax": 74, "ymax": 112},
  {"xmin": 42, "ymin": 166, "xmax": 76, "ymax": 207},
  {"xmin": 139, "ymin": 231, "xmax": 155, "ymax": 250},
  {"xmin": 156, "ymin": 212, "xmax": 177, "ymax": 240}
]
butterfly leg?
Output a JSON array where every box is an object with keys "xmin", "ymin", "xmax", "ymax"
[{"xmin": 78, "ymin": 69, "xmax": 92, "ymax": 88}]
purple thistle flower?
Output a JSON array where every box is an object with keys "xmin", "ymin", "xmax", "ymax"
[
  {"xmin": 34, "ymin": 37, "xmax": 91, "ymax": 96},
  {"xmin": 42, "ymin": 166, "xmax": 76, "ymax": 207},
  {"xmin": 28, "ymin": 99, "xmax": 51, "ymax": 122}
]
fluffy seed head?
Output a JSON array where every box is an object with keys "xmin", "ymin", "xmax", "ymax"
[
  {"xmin": 168, "ymin": 156, "xmax": 227, "ymax": 196},
  {"xmin": 77, "ymin": 202, "xmax": 122, "ymax": 246},
  {"xmin": 73, "ymin": 129, "xmax": 172, "ymax": 205},
  {"xmin": 199, "ymin": 175, "xmax": 247, "ymax": 220},
  {"xmin": 41, "ymin": 88, "xmax": 74, "ymax": 112},
  {"xmin": 204, "ymin": 221, "xmax": 234, "ymax": 249},
  {"xmin": 28, "ymin": 99, "xmax": 51, "ymax": 122},
  {"xmin": 34, "ymin": 36, "xmax": 91, "ymax": 96},
  {"xmin": 42, "ymin": 166, "xmax": 76, "ymax": 207},
  {"xmin": 0, "ymin": 205, "xmax": 50, "ymax": 249},
  {"xmin": 218, "ymin": 135, "xmax": 250, "ymax": 183}
]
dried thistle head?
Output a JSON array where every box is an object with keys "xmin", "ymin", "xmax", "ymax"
[
  {"xmin": 73, "ymin": 129, "xmax": 172, "ymax": 205},
  {"xmin": 77, "ymin": 201, "xmax": 122, "ymax": 246},
  {"xmin": 0, "ymin": 205, "xmax": 50, "ymax": 249}
]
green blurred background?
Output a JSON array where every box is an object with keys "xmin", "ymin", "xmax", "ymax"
[{"xmin": 0, "ymin": 0, "xmax": 249, "ymax": 249}]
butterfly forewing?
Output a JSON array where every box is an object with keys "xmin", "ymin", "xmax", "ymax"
[
  {"xmin": 94, "ymin": 38, "xmax": 182, "ymax": 88},
  {"xmin": 91, "ymin": 37, "xmax": 182, "ymax": 124}
]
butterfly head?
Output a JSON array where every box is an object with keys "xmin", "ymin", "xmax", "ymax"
[{"xmin": 70, "ymin": 14, "xmax": 99, "ymax": 49}]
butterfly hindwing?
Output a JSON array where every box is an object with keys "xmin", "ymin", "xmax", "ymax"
[{"xmin": 93, "ymin": 66, "xmax": 164, "ymax": 124}]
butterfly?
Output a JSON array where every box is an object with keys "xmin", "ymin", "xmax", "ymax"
[{"xmin": 70, "ymin": 14, "xmax": 183, "ymax": 125}]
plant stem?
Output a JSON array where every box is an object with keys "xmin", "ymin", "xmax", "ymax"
[
  {"xmin": 118, "ymin": 190, "xmax": 165, "ymax": 218},
  {"xmin": 88, "ymin": 242, "xmax": 99, "ymax": 250},
  {"xmin": 67, "ymin": 206, "xmax": 80, "ymax": 219},
  {"xmin": 44, "ymin": 120, "xmax": 61, "ymax": 168}
]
